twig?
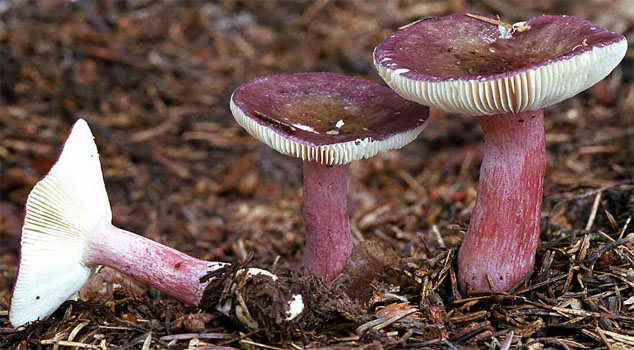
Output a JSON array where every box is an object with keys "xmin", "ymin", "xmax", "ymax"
[
  {"xmin": 141, "ymin": 332, "xmax": 152, "ymax": 350},
  {"xmin": 585, "ymin": 191, "xmax": 602, "ymax": 231},
  {"xmin": 500, "ymin": 330, "xmax": 514, "ymax": 350},
  {"xmin": 160, "ymin": 333, "xmax": 233, "ymax": 341},
  {"xmin": 465, "ymin": 13, "xmax": 512, "ymax": 29},
  {"xmin": 356, "ymin": 309, "xmax": 416, "ymax": 334},
  {"xmin": 240, "ymin": 340, "xmax": 285, "ymax": 350},
  {"xmin": 40, "ymin": 340, "xmax": 101, "ymax": 349},
  {"xmin": 586, "ymin": 238, "xmax": 629, "ymax": 271},
  {"xmin": 596, "ymin": 327, "xmax": 615, "ymax": 350},
  {"xmin": 432, "ymin": 225, "xmax": 446, "ymax": 248}
]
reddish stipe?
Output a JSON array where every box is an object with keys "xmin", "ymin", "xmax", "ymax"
[
  {"xmin": 302, "ymin": 162, "xmax": 353, "ymax": 281},
  {"xmin": 458, "ymin": 111, "xmax": 546, "ymax": 292},
  {"xmin": 87, "ymin": 224, "xmax": 224, "ymax": 306}
]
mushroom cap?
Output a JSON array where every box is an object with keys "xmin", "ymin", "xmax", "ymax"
[
  {"xmin": 10, "ymin": 119, "xmax": 110, "ymax": 328},
  {"xmin": 374, "ymin": 14, "xmax": 627, "ymax": 116},
  {"xmin": 230, "ymin": 73, "xmax": 430, "ymax": 165}
]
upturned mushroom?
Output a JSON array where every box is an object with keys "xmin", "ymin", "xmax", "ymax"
[
  {"xmin": 10, "ymin": 119, "xmax": 302, "ymax": 328},
  {"xmin": 230, "ymin": 73, "xmax": 430, "ymax": 280},
  {"xmin": 373, "ymin": 14, "xmax": 627, "ymax": 292}
]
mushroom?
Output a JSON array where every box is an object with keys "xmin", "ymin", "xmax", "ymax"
[
  {"xmin": 230, "ymin": 72, "xmax": 430, "ymax": 280},
  {"xmin": 373, "ymin": 14, "xmax": 627, "ymax": 292},
  {"xmin": 10, "ymin": 119, "xmax": 302, "ymax": 328}
]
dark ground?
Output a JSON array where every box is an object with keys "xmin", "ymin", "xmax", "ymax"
[{"xmin": 1, "ymin": 0, "xmax": 633, "ymax": 349}]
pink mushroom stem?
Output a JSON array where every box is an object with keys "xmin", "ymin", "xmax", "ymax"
[
  {"xmin": 87, "ymin": 224, "xmax": 222, "ymax": 305},
  {"xmin": 302, "ymin": 161, "xmax": 353, "ymax": 281},
  {"xmin": 10, "ymin": 120, "xmax": 298, "ymax": 328},
  {"xmin": 458, "ymin": 110, "xmax": 546, "ymax": 293}
]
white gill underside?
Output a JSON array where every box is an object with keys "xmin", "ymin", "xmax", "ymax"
[
  {"xmin": 376, "ymin": 39, "xmax": 627, "ymax": 116},
  {"xmin": 10, "ymin": 119, "xmax": 112, "ymax": 328},
  {"xmin": 230, "ymin": 98, "xmax": 427, "ymax": 166}
]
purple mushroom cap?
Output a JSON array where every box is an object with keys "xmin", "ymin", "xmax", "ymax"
[
  {"xmin": 374, "ymin": 14, "xmax": 627, "ymax": 115},
  {"xmin": 231, "ymin": 73, "xmax": 430, "ymax": 165}
]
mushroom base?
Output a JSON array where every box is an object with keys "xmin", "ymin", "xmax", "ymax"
[
  {"xmin": 201, "ymin": 264, "xmax": 366, "ymax": 338},
  {"xmin": 458, "ymin": 110, "xmax": 546, "ymax": 293},
  {"xmin": 303, "ymin": 161, "xmax": 353, "ymax": 281}
]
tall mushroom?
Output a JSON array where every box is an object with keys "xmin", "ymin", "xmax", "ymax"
[
  {"xmin": 10, "ymin": 120, "xmax": 301, "ymax": 328},
  {"xmin": 373, "ymin": 14, "xmax": 627, "ymax": 292},
  {"xmin": 230, "ymin": 73, "xmax": 430, "ymax": 280}
]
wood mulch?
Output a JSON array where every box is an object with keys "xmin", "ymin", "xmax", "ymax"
[{"xmin": 1, "ymin": 0, "xmax": 633, "ymax": 349}]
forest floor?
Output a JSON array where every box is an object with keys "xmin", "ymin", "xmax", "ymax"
[{"xmin": 1, "ymin": 1, "xmax": 633, "ymax": 349}]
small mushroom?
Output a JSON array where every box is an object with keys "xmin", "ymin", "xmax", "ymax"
[
  {"xmin": 374, "ymin": 14, "xmax": 627, "ymax": 292},
  {"xmin": 230, "ymin": 73, "xmax": 430, "ymax": 281},
  {"xmin": 9, "ymin": 120, "xmax": 296, "ymax": 328}
]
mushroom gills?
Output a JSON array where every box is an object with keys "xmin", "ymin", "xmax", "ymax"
[{"xmin": 10, "ymin": 120, "xmax": 111, "ymax": 328}]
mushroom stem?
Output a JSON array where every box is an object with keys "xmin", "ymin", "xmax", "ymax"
[
  {"xmin": 87, "ymin": 224, "xmax": 225, "ymax": 305},
  {"xmin": 302, "ymin": 161, "xmax": 353, "ymax": 281},
  {"xmin": 458, "ymin": 110, "xmax": 546, "ymax": 293},
  {"xmin": 9, "ymin": 119, "xmax": 301, "ymax": 328}
]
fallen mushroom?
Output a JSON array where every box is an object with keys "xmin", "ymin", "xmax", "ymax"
[
  {"xmin": 373, "ymin": 14, "xmax": 627, "ymax": 292},
  {"xmin": 9, "ymin": 119, "xmax": 302, "ymax": 328},
  {"xmin": 230, "ymin": 72, "xmax": 430, "ymax": 280}
]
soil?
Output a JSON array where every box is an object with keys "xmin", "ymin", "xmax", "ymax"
[
  {"xmin": 201, "ymin": 262, "xmax": 367, "ymax": 341},
  {"xmin": 1, "ymin": 1, "xmax": 633, "ymax": 349}
]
